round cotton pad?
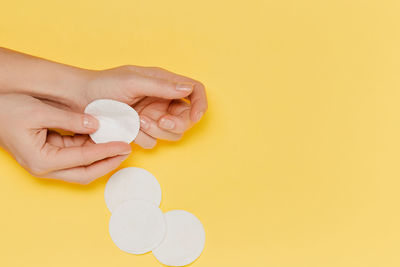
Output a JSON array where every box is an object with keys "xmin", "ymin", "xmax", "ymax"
[
  {"xmin": 84, "ymin": 99, "xmax": 140, "ymax": 144},
  {"xmin": 152, "ymin": 210, "xmax": 205, "ymax": 266},
  {"xmin": 105, "ymin": 167, "xmax": 162, "ymax": 212},
  {"xmin": 109, "ymin": 199, "xmax": 166, "ymax": 255}
]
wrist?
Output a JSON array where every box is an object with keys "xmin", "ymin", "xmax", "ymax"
[
  {"xmin": 0, "ymin": 47, "xmax": 94, "ymax": 111},
  {"xmin": 34, "ymin": 66, "xmax": 96, "ymax": 112}
]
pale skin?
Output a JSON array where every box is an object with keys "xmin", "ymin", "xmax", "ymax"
[{"xmin": 0, "ymin": 47, "xmax": 208, "ymax": 184}]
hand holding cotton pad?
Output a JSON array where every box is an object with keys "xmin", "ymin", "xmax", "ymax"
[{"xmin": 84, "ymin": 99, "xmax": 140, "ymax": 144}]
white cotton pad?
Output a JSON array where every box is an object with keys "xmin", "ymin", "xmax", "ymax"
[
  {"xmin": 152, "ymin": 210, "xmax": 205, "ymax": 266},
  {"xmin": 109, "ymin": 199, "xmax": 166, "ymax": 255},
  {"xmin": 105, "ymin": 167, "xmax": 162, "ymax": 212},
  {"xmin": 84, "ymin": 99, "xmax": 140, "ymax": 144}
]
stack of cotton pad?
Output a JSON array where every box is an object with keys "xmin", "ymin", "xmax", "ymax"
[{"xmin": 105, "ymin": 167, "xmax": 205, "ymax": 266}]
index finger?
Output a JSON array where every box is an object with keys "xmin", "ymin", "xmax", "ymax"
[{"xmin": 132, "ymin": 66, "xmax": 208, "ymax": 122}]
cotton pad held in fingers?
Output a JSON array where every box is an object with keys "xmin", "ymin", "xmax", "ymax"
[
  {"xmin": 84, "ymin": 99, "xmax": 140, "ymax": 144},
  {"xmin": 152, "ymin": 210, "xmax": 205, "ymax": 266},
  {"xmin": 105, "ymin": 167, "xmax": 162, "ymax": 212},
  {"xmin": 109, "ymin": 199, "xmax": 166, "ymax": 255}
]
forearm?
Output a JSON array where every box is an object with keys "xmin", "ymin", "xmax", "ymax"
[{"xmin": 0, "ymin": 47, "xmax": 93, "ymax": 109}]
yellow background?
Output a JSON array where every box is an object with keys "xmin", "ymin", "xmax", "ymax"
[{"xmin": 1, "ymin": 0, "xmax": 400, "ymax": 266}]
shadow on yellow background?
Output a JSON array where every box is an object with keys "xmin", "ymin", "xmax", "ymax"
[{"xmin": 1, "ymin": 0, "xmax": 400, "ymax": 266}]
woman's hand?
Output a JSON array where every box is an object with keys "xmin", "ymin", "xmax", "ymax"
[
  {"xmin": 0, "ymin": 48, "xmax": 208, "ymax": 149},
  {"xmin": 0, "ymin": 94, "xmax": 132, "ymax": 184},
  {"xmin": 80, "ymin": 65, "xmax": 208, "ymax": 149}
]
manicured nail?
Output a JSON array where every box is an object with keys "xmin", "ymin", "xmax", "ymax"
[
  {"xmin": 140, "ymin": 116, "xmax": 150, "ymax": 131},
  {"xmin": 159, "ymin": 118, "xmax": 175, "ymax": 129},
  {"xmin": 83, "ymin": 115, "xmax": 97, "ymax": 130},
  {"xmin": 194, "ymin": 111, "xmax": 204, "ymax": 122},
  {"xmin": 176, "ymin": 83, "xmax": 193, "ymax": 92}
]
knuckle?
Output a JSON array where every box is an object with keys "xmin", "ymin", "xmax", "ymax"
[
  {"xmin": 26, "ymin": 158, "xmax": 46, "ymax": 176},
  {"xmin": 124, "ymin": 73, "xmax": 141, "ymax": 87},
  {"xmin": 179, "ymin": 127, "xmax": 188, "ymax": 134},
  {"xmin": 171, "ymin": 134, "xmax": 183, "ymax": 141},
  {"xmin": 143, "ymin": 139, "xmax": 157, "ymax": 149},
  {"xmin": 159, "ymin": 80, "xmax": 170, "ymax": 88},
  {"xmin": 119, "ymin": 65, "xmax": 136, "ymax": 71},
  {"xmin": 79, "ymin": 148, "xmax": 92, "ymax": 164},
  {"xmin": 146, "ymin": 66, "xmax": 163, "ymax": 72}
]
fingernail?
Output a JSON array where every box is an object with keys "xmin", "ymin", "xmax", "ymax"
[
  {"xmin": 140, "ymin": 116, "xmax": 150, "ymax": 130},
  {"xmin": 194, "ymin": 111, "xmax": 204, "ymax": 122},
  {"xmin": 83, "ymin": 115, "xmax": 97, "ymax": 130},
  {"xmin": 176, "ymin": 83, "xmax": 193, "ymax": 92},
  {"xmin": 159, "ymin": 118, "xmax": 175, "ymax": 129}
]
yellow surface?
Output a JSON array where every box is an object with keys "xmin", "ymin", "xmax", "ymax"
[{"xmin": 1, "ymin": 0, "xmax": 400, "ymax": 266}]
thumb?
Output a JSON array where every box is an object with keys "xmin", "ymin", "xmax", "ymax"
[
  {"xmin": 40, "ymin": 105, "xmax": 99, "ymax": 134},
  {"xmin": 127, "ymin": 74, "xmax": 194, "ymax": 99}
]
